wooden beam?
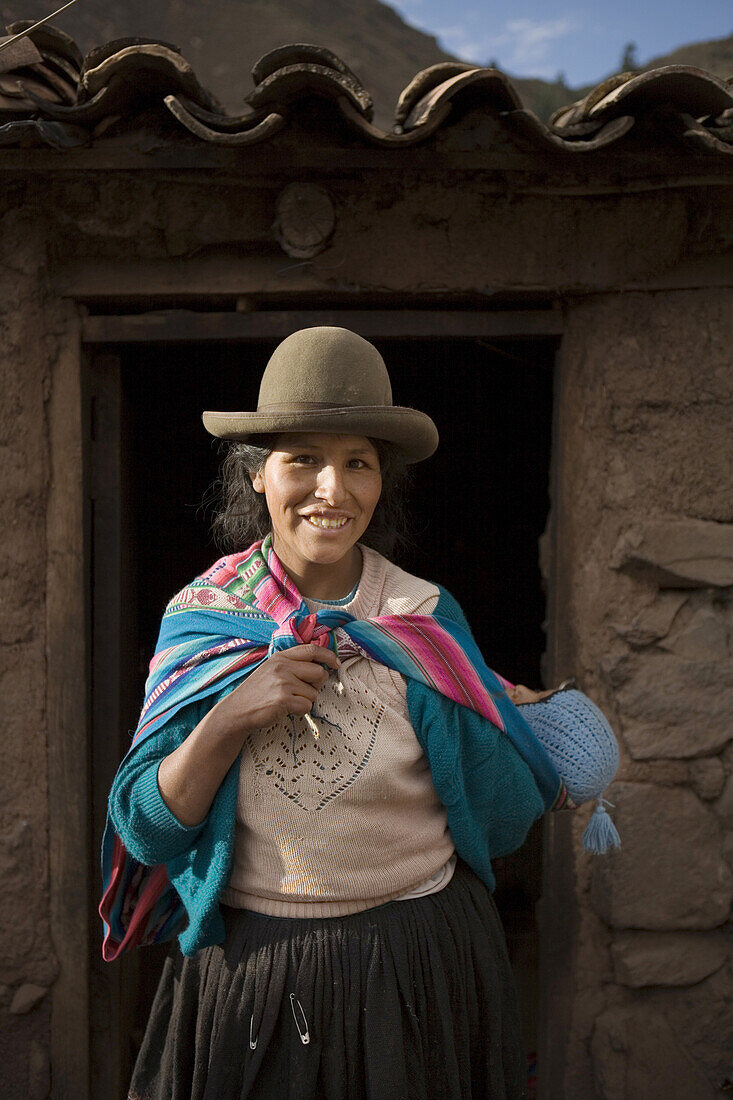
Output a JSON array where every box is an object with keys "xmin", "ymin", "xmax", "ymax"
[
  {"xmin": 46, "ymin": 316, "xmax": 90, "ymax": 1100},
  {"xmin": 0, "ymin": 142, "xmax": 546, "ymax": 174},
  {"xmin": 0, "ymin": 136, "xmax": 730, "ymax": 182},
  {"xmin": 81, "ymin": 309, "xmax": 563, "ymax": 343},
  {"xmin": 85, "ymin": 354, "xmax": 150, "ymax": 1099},
  {"xmin": 53, "ymin": 254, "xmax": 329, "ymax": 300},
  {"xmin": 537, "ymin": 341, "xmax": 581, "ymax": 1100},
  {"xmin": 56, "ymin": 245, "xmax": 733, "ymax": 306},
  {"xmin": 624, "ymin": 249, "xmax": 733, "ymax": 291},
  {"xmin": 87, "ymin": 354, "xmax": 128, "ymax": 1100}
]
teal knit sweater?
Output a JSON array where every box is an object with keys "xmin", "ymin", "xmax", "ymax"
[{"xmin": 108, "ymin": 585, "xmax": 545, "ymax": 956}]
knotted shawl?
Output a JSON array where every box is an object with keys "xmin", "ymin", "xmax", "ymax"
[{"xmin": 100, "ymin": 537, "xmax": 567, "ymax": 960}]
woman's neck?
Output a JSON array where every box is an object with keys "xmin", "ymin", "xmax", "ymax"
[{"xmin": 272, "ymin": 541, "xmax": 363, "ymax": 601}]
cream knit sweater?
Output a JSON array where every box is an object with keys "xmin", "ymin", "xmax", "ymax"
[{"xmin": 222, "ymin": 546, "xmax": 457, "ymax": 916}]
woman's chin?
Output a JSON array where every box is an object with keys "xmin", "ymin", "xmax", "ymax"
[{"xmin": 302, "ymin": 541, "xmax": 359, "ymax": 566}]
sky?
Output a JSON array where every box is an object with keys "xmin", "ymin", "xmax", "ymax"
[{"xmin": 391, "ymin": 0, "xmax": 732, "ymax": 86}]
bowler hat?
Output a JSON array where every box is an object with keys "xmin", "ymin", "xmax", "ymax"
[{"xmin": 202, "ymin": 326, "xmax": 438, "ymax": 463}]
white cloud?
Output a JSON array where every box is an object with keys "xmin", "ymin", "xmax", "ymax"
[
  {"xmin": 503, "ymin": 16, "xmax": 579, "ymax": 66},
  {"xmin": 437, "ymin": 12, "xmax": 581, "ymax": 74}
]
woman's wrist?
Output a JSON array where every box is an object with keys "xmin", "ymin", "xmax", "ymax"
[
  {"xmin": 156, "ymin": 698, "xmax": 248, "ymax": 827},
  {"xmin": 203, "ymin": 693, "xmax": 254, "ymax": 752}
]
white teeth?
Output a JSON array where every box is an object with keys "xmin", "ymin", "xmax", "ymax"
[{"xmin": 307, "ymin": 515, "xmax": 349, "ymax": 528}]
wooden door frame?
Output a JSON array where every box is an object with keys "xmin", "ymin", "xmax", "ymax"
[
  {"xmin": 46, "ymin": 318, "xmax": 91, "ymax": 1100},
  {"xmin": 49, "ymin": 306, "xmax": 565, "ymax": 1099}
]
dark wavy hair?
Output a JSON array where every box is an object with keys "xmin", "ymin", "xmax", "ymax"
[{"xmin": 210, "ymin": 435, "xmax": 412, "ymax": 559}]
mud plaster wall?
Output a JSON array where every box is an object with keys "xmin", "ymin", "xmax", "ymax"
[
  {"xmin": 0, "ymin": 167, "xmax": 732, "ymax": 1098},
  {"xmin": 42, "ymin": 171, "xmax": 733, "ymax": 295},
  {"xmin": 0, "ymin": 200, "xmax": 79, "ymax": 1098},
  {"xmin": 542, "ymin": 289, "xmax": 733, "ymax": 1099}
]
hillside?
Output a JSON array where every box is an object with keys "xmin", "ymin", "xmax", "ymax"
[
  {"xmin": 1, "ymin": 3, "xmax": 730, "ymax": 125},
  {"xmin": 506, "ymin": 34, "xmax": 733, "ymax": 121},
  {"xmin": 0, "ymin": 0, "xmax": 589, "ymax": 122},
  {"xmin": 641, "ymin": 33, "xmax": 732, "ymax": 80},
  {"xmin": 0, "ymin": 0, "xmax": 456, "ymax": 126}
]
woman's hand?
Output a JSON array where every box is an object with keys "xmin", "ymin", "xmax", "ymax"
[
  {"xmin": 508, "ymin": 684, "xmax": 557, "ymax": 705},
  {"xmin": 157, "ymin": 644, "xmax": 340, "ymax": 827},
  {"xmin": 213, "ymin": 644, "xmax": 341, "ymax": 737}
]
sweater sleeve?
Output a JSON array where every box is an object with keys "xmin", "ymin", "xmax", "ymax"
[
  {"xmin": 108, "ymin": 697, "xmax": 215, "ymax": 866},
  {"xmin": 406, "ymin": 584, "xmax": 546, "ymax": 868},
  {"xmin": 407, "ymin": 680, "xmax": 545, "ymax": 863}
]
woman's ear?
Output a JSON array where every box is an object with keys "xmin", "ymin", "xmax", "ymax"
[{"xmin": 250, "ymin": 469, "xmax": 266, "ymax": 495}]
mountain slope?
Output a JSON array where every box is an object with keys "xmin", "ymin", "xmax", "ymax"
[
  {"xmin": 0, "ymin": 0, "xmax": 456, "ymax": 125},
  {"xmin": 641, "ymin": 33, "xmax": 732, "ymax": 80},
  {"xmin": 1, "ymin": 3, "xmax": 730, "ymax": 124}
]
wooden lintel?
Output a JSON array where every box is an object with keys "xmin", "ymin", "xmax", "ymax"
[
  {"xmin": 53, "ymin": 254, "xmax": 328, "ymax": 299},
  {"xmin": 0, "ymin": 143, "xmax": 542, "ymax": 174},
  {"xmin": 81, "ymin": 308, "xmax": 564, "ymax": 343},
  {"xmin": 1, "ymin": 136, "xmax": 731, "ymax": 185},
  {"xmin": 624, "ymin": 249, "xmax": 733, "ymax": 291}
]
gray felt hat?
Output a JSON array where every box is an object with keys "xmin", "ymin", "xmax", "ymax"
[{"xmin": 202, "ymin": 326, "xmax": 439, "ymax": 463}]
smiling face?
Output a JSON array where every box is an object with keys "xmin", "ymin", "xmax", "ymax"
[{"xmin": 250, "ymin": 432, "xmax": 383, "ymax": 591}]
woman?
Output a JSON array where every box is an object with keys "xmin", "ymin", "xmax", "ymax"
[{"xmin": 103, "ymin": 326, "xmax": 568, "ymax": 1100}]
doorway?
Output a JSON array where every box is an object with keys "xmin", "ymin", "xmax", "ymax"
[{"xmin": 87, "ymin": 331, "xmax": 557, "ymax": 1096}]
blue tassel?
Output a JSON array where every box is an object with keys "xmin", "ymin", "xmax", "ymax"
[{"xmin": 581, "ymin": 797, "xmax": 621, "ymax": 854}]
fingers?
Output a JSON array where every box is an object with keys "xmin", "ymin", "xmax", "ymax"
[
  {"xmin": 288, "ymin": 693, "xmax": 318, "ymax": 716},
  {"xmin": 280, "ymin": 644, "xmax": 341, "ymax": 671},
  {"xmin": 288, "ymin": 662, "xmax": 331, "ymax": 688},
  {"xmin": 229, "ymin": 645, "xmax": 340, "ymax": 729},
  {"xmin": 510, "ymin": 684, "xmax": 556, "ymax": 704},
  {"xmin": 509, "ymin": 684, "xmax": 539, "ymax": 704}
]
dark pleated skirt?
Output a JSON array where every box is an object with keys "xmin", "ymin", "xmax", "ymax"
[{"xmin": 129, "ymin": 860, "xmax": 528, "ymax": 1100}]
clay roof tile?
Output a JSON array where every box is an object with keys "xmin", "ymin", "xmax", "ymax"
[{"xmin": 0, "ymin": 26, "xmax": 731, "ymax": 159}]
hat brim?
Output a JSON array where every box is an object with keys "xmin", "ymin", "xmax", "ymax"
[{"xmin": 202, "ymin": 406, "xmax": 439, "ymax": 463}]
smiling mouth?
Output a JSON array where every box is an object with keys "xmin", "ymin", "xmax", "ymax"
[{"xmin": 305, "ymin": 515, "xmax": 351, "ymax": 529}]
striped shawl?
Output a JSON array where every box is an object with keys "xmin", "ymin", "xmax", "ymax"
[{"xmin": 100, "ymin": 537, "xmax": 566, "ymax": 960}]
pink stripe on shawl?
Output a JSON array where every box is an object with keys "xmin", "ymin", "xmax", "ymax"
[
  {"xmin": 369, "ymin": 616, "xmax": 507, "ymax": 731},
  {"xmin": 252, "ymin": 547, "xmax": 302, "ymax": 620},
  {"xmin": 99, "ymin": 835, "xmax": 171, "ymax": 961}
]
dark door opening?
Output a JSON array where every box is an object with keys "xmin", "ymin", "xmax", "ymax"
[{"xmin": 88, "ymin": 334, "xmax": 556, "ymax": 1096}]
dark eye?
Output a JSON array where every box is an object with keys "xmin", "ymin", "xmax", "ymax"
[
  {"xmin": 293, "ymin": 454, "xmax": 316, "ymax": 464},
  {"xmin": 347, "ymin": 458, "xmax": 369, "ymax": 469}
]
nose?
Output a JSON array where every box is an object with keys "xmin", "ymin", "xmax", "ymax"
[{"xmin": 314, "ymin": 463, "xmax": 347, "ymax": 506}]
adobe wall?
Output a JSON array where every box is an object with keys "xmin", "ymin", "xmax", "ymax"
[
  {"xmin": 541, "ymin": 288, "xmax": 733, "ymax": 1098},
  {"xmin": 0, "ymin": 201, "xmax": 80, "ymax": 1097},
  {"xmin": 0, "ymin": 162, "xmax": 731, "ymax": 1098},
  {"xmin": 39, "ymin": 167, "xmax": 733, "ymax": 297}
]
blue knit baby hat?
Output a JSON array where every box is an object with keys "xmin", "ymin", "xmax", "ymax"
[{"xmin": 517, "ymin": 687, "xmax": 621, "ymax": 854}]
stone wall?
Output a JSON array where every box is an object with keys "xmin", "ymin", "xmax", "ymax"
[{"xmin": 541, "ymin": 288, "xmax": 733, "ymax": 1098}]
